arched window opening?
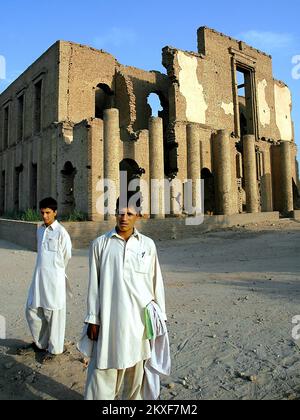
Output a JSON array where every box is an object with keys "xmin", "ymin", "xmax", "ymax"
[
  {"xmin": 95, "ymin": 84, "xmax": 114, "ymax": 119},
  {"xmin": 146, "ymin": 91, "xmax": 170, "ymax": 179},
  {"xmin": 147, "ymin": 93, "xmax": 163, "ymax": 117}
]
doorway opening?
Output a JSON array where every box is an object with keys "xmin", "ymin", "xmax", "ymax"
[{"xmin": 201, "ymin": 168, "xmax": 215, "ymax": 215}]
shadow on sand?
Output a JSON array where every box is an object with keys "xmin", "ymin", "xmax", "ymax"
[{"xmin": 0, "ymin": 339, "xmax": 83, "ymax": 400}]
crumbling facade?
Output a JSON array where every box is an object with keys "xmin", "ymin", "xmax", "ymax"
[{"xmin": 0, "ymin": 27, "xmax": 298, "ymax": 220}]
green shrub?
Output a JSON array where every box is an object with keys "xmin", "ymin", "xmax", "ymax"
[
  {"xmin": 1, "ymin": 209, "xmax": 88, "ymax": 222},
  {"xmin": 62, "ymin": 210, "xmax": 88, "ymax": 222},
  {"xmin": 2, "ymin": 209, "xmax": 41, "ymax": 222},
  {"xmin": 21, "ymin": 209, "xmax": 41, "ymax": 222}
]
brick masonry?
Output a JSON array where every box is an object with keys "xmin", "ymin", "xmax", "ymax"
[{"xmin": 0, "ymin": 27, "xmax": 299, "ymax": 222}]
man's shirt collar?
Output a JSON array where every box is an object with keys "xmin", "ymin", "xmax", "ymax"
[
  {"xmin": 43, "ymin": 220, "xmax": 59, "ymax": 231},
  {"xmin": 108, "ymin": 227, "xmax": 140, "ymax": 240}
]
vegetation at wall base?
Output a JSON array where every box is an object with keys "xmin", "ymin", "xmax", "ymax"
[
  {"xmin": 1, "ymin": 209, "xmax": 88, "ymax": 222},
  {"xmin": 2, "ymin": 209, "xmax": 41, "ymax": 222}
]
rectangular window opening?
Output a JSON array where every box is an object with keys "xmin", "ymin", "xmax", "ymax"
[
  {"xmin": 34, "ymin": 80, "xmax": 42, "ymax": 133},
  {"xmin": 17, "ymin": 94, "xmax": 24, "ymax": 141},
  {"xmin": 14, "ymin": 165, "xmax": 23, "ymax": 213},
  {"xmin": 3, "ymin": 106, "xmax": 9, "ymax": 149},
  {"xmin": 31, "ymin": 164, "xmax": 37, "ymax": 210},
  {"xmin": 236, "ymin": 66, "xmax": 255, "ymax": 138},
  {"xmin": 0, "ymin": 170, "xmax": 5, "ymax": 214}
]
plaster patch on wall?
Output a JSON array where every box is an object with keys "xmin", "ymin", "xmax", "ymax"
[
  {"xmin": 274, "ymin": 83, "xmax": 293, "ymax": 141},
  {"xmin": 221, "ymin": 102, "xmax": 234, "ymax": 116},
  {"xmin": 177, "ymin": 51, "xmax": 207, "ymax": 124},
  {"xmin": 257, "ymin": 79, "xmax": 270, "ymax": 127}
]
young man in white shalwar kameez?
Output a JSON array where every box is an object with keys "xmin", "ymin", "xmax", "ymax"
[
  {"xmin": 83, "ymin": 192, "xmax": 167, "ymax": 400},
  {"xmin": 19, "ymin": 197, "xmax": 72, "ymax": 363}
]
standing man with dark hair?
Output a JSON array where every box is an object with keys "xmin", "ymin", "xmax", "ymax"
[
  {"xmin": 19, "ymin": 197, "xmax": 72, "ymax": 362},
  {"xmin": 82, "ymin": 191, "xmax": 167, "ymax": 400}
]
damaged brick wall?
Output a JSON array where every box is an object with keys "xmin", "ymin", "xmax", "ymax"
[{"xmin": 0, "ymin": 28, "xmax": 298, "ymax": 220}]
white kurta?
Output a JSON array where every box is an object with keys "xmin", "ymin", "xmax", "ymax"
[
  {"xmin": 27, "ymin": 220, "xmax": 72, "ymax": 311},
  {"xmin": 85, "ymin": 228, "xmax": 167, "ymax": 370}
]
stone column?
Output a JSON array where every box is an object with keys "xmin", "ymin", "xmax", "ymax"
[
  {"xmin": 261, "ymin": 150, "xmax": 273, "ymax": 212},
  {"xmin": 88, "ymin": 119, "xmax": 104, "ymax": 221},
  {"xmin": 149, "ymin": 117, "xmax": 165, "ymax": 218},
  {"xmin": 213, "ymin": 130, "xmax": 232, "ymax": 215},
  {"xmin": 187, "ymin": 124, "xmax": 201, "ymax": 212},
  {"xmin": 104, "ymin": 108, "xmax": 120, "ymax": 220},
  {"xmin": 280, "ymin": 141, "xmax": 293, "ymax": 214},
  {"xmin": 243, "ymin": 134, "xmax": 259, "ymax": 213}
]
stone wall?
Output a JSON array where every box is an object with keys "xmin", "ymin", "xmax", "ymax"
[
  {"xmin": 0, "ymin": 42, "xmax": 60, "ymax": 213},
  {"xmin": 0, "ymin": 219, "xmax": 38, "ymax": 251},
  {"xmin": 0, "ymin": 212, "xmax": 281, "ymax": 251}
]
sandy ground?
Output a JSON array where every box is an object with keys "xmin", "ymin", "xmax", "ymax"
[{"xmin": 0, "ymin": 219, "xmax": 300, "ymax": 400}]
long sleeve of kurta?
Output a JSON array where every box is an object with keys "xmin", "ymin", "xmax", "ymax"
[
  {"xmin": 153, "ymin": 247, "xmax": 167, "ymax": 321},
  {"xmin": 60, "ymin": 231, "xmax": 72, "ymax": 268},
  {"xmin": 85, "ymin": 239, "xmax": 101, "ymax": 326}
]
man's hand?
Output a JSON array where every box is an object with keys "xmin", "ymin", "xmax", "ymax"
[{"xmin": 87, "ymin": 323, "xmax": 100, "ymax": 341}]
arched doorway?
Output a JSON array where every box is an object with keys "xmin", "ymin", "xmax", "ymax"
[
  {"xmin": 61, "ymin": 161, "xmax": 77, "ymax": 215},
  {"xmin": 201, "ymin": 168, "xmax": 215, "ymax": 215}
]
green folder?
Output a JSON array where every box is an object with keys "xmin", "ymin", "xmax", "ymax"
[{"xmin": 144, "ymin": 307, "xmax": 154, "ymax": 340}]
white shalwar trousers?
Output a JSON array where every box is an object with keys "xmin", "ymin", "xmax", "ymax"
[
  {"xmin": 26, "ymin": 306, "xmax": 66, "ymax": 355},
  {"xmin": 85, "ymin": 350, "xmax": 144, "ymax": 400}
]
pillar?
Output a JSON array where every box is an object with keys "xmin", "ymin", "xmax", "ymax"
[
  {"xmin": 149, "ymin": 117, "xmax": 165, "ymax": 218},
  {"xmin": 187, "ymin": 124, "xmax": 201, "ymax": 212},
  {"xmin": 104, "ymin": 108, "xmax": 120, "ymax": 220},
  {"xmin": 261, "ymin": 150, "xmax": 273, "ymax": 212},
  {"xmin": 213, "ymin": 129, "xmax": 233, "ymax": 215},
  {"xmin": 243, "ymin": 134, "xmax": 259, "ymax": 213},
  {"xmin": 280, "ymin": 141, "xmax": 293, "ymax": 215}
]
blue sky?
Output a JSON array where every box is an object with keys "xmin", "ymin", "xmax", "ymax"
[{"xmin": 0, "ymin": 0, "xmax": 299, "ymax": 158}]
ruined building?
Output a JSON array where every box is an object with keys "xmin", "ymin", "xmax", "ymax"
[{"xmin": 0, "ymin": 27, "xmax": 299, "ymax": 221}]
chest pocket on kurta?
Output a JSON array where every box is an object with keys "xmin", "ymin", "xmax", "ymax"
[
  {"xmin": 48, "ymin": 237, "xmax": 59, "ymax": 252},
  {"xmin": 135, "ymin": 255, "xmax": 152, "ymax": 274}
]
